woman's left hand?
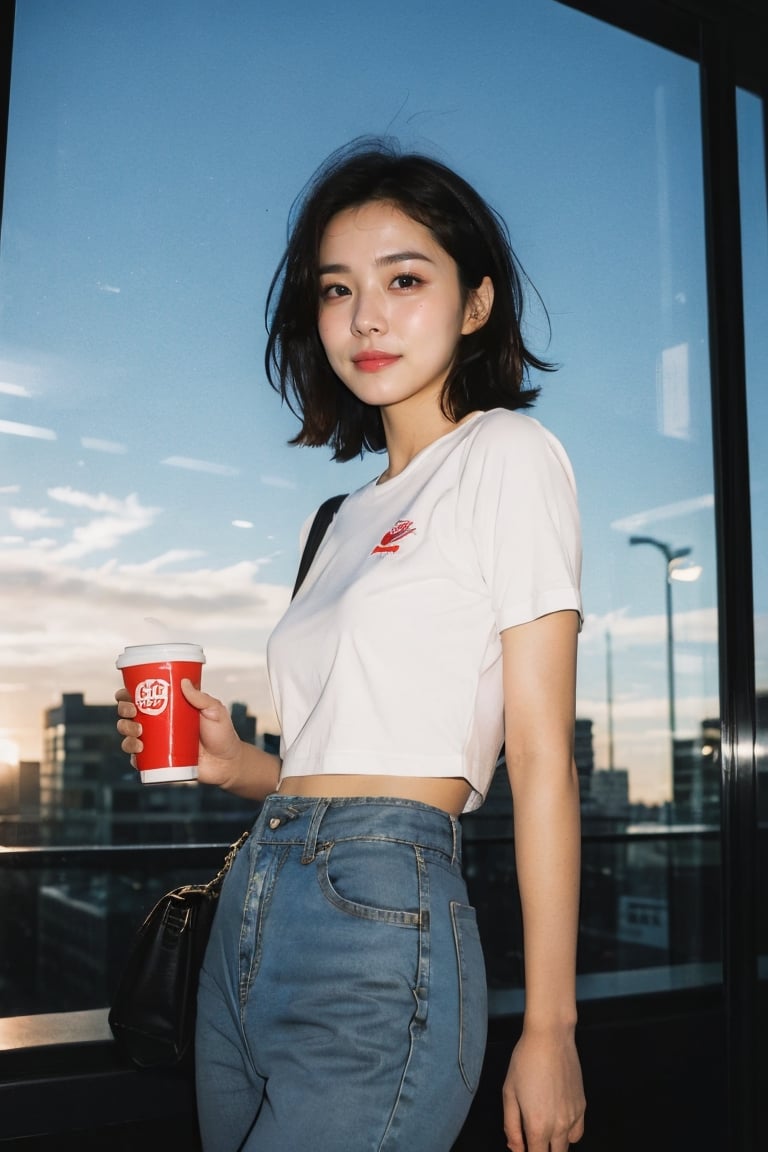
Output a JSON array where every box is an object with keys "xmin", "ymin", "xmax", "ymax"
[{"xmin": 501, "ymin": 1027, "xmax": 585, "ymax": 1152}]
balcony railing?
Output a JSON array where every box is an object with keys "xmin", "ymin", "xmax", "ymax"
[{"xmin": 0, "ymin": 824, "xmax": 735, "ymax": 1020}]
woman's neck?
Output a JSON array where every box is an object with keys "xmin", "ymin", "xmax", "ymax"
[{"xmin": 380, "ymin": 401, "xmax": 479, "ymax": 482}]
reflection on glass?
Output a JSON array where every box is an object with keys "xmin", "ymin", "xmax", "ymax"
[
  {"xmin": 737, "ymin": 85, "xmax": 768, "ymax": 1102},
  {"xmin": 0, "ymin": 0, "xmax": 751, "ymax": 1017}
]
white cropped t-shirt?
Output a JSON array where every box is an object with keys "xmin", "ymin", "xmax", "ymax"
[{"xmin": 267, "ymin": 408, "xmax": 583, "ymax": 813}]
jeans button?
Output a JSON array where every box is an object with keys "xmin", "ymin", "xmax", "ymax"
[{"xmin": 269, "ymin": 817, "xmax": 281, "ymax": 830}]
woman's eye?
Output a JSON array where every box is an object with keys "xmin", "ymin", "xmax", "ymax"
[
  {"xmin": 392, "ymin": 274, "xmax": 421, "ymax": 289},
  {"xmin": 320, "ymin": 283, "xmax": 350, "ymax": 299}
]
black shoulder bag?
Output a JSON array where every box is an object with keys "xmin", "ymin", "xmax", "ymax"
[{"xmin": 108, "ymin": 492, "xmax": 347, "ymax": 1069}]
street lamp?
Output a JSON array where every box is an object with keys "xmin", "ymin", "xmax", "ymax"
[{"xmin": 629, "ymin": 535, "xmax": 696, "ymax": 747}]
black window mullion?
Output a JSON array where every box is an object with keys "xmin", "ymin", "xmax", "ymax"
[
  {"xmin": 0, "ymin": 0, "xmax": 16, "ymax": 229},
  {"xmin": 699, "ymin": 16, "xmax": 759, "ymax": 1152}
]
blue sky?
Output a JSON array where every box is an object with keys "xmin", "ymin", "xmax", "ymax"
[{"xmin": 0, "ymin": 0, "xmax": 766, "ymax": 804}]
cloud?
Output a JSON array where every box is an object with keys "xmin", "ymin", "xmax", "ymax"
[
  {"xmin": 56, "ymin": 520, "xmax": 145, "ymax": 559},
  {"xmin": 610, "ymin": 494, "xmax": 714, "ymax": 534},
  {"xmin": 18, "ymin": 489, "xmax": 162, "ymax": 561},
  {"xmin": 47, "ymin": 486, "xmax": 140, "ymax": 513},
  {"xmin": 0, "ymin": 544, "xmax": 290, "ymax": 762},
  {"xmin": 162, "ymin": 456, "xmax": 240, "ymax": 476},
  {"xmin": 0, "ymin": 382, "xmax": 32, "ymax": 397},
  {"xmin": 578, "ymin": 691, "xmax": 719, "ymax": 726},
  {"xmin": 120, "ymin": 549, "xmax": 205, "ymax": 572},
  {"xmin": 9, "ymin": 507, "xmax": 64, "ymax": 530},
  {"xmin": 581, "ymin": 607, "xmax": 718, "ymax": 646},
  {"xmin": 0, "ymin": 419, "xmax": 56, "ymax": 440},
  {"xmin": 80, "ymin": 437, "xmax": 128, "ymax": 454},
  {"xmin": 0, "ymin": 485, "xmax": 167, "ymax": 568},
  {"xmin": 260, "ymin": 474, "xmax": 297, "ymax": 490},
  {"xmin": 0, "ymin": 531, "xmax": 289, "ymax": 637}
]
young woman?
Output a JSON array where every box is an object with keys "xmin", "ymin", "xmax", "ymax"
[{"xmin": 116, "ymin": 138, "xmax": 586, "ymax": 1152}]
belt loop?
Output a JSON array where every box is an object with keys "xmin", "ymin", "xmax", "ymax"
[
  {"xmin": 451, "ymin": 815, "xmax": 459, "ymax": 866},
  {"xmin": 301, "ymin": 798, "xmax": 331, "ymax": 864}
]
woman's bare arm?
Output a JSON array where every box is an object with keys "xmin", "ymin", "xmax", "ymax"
[{"xmin": 499, "ymin": 609, "xmax": 586, "ymax": 1152}]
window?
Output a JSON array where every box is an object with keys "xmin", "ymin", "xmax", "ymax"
[{"xmin": 0, "ymin": 0, "xmax": 763, "ymax": 1027}]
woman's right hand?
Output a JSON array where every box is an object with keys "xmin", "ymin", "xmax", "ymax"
[{"xmin": 115, "ymin": 679, "xmax": 246, "ymax": 790}]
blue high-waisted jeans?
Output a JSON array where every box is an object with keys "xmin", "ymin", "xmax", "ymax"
[{"xmin": 195, "ymin": 794, "xmax": 488, "ymax": 1152}]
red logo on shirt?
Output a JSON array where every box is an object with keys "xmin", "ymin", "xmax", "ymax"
[{"xmin": 371, "ymin": 520, "xmax": 416, "ymax": 554}]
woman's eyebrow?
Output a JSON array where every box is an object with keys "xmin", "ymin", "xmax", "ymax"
[
  {"xmin": 376, "ymin": 250, "xmax": 435, "ymax": 267},
  {"xmin": 318, "ymin": 250, "xmax": 435, "ymax": 275}
]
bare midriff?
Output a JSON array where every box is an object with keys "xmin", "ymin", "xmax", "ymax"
[{"xmin": 276, "ymin": 774, "xmax": 472, "ymax": 817}]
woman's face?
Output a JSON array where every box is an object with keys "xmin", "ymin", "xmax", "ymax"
[{"xmin": 317, "ymin": 201, "xmax": 488, "ymax": 416}]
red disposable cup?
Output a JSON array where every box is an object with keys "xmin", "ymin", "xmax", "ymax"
[{"xmin": 116, "ymin": 642, "xmax": 206, "ymax": 783}]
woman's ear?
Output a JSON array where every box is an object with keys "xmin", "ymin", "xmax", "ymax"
[{"xmin": 461, "ymin": 276, "xmax": 495, "ymax": 335}]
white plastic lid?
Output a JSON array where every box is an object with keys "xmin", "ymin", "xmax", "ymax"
[{"xmin": 116, "ymin": 642, "xmax": 206, "ymax": 669}]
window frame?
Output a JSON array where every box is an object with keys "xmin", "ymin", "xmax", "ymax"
[{"xmin": 0, "ymin": 3, "xmax": 765, "ymax": 1151}]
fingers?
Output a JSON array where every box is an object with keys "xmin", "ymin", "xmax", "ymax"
[
  {"xmin": 568, "ymin": 1117, "xmax": 586, "ymax": 1144},
  {"xmin": 506, "ymin": 1117, "xmax": 584, "ymax": 1152},
  {"xmin": 117, "ymin": 720, "xmax": 143, "ymax": 755},
  {"xmin": 180, "ymin": 677, "xmax": 225, "ymax": 716},
  {"xmin": 116, "ymin": 689, "xmax": 142, "ymax": 754},
  {"xmin": 117, "ymin": 679, "xmax": 226, "ymax": 760},
  {"xmin": 503, "ymin": 1102, "xmax": 525, "ymax": 1151},
  {"xmin": 115, "ymin": 687, "xmax": 134, "ymax": 709}
]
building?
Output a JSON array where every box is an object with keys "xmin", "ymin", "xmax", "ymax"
[
  {"xmin": 574, "ymin": 716, "xmax": 595, "ymax": 802},
  {"xmin": 40, "ymin": 693, "xmax": 258, "ymax": 845},
  {"xmin": 591, "ymin": 767, "xmax": 631, "ymax": 819}
]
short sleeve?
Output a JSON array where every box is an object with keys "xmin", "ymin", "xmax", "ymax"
[{"xmin": 459, "ymin": 412, "xmax": 583, "ymax": 632}]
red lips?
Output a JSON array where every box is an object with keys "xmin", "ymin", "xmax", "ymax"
[{"xmin": 352, "ymin": 350, "xmax": 400, "ymax": 372}]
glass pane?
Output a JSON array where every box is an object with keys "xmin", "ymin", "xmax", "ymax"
[
  {"xmin": 0, "ymin": 0, "xmax": 720, "ymax": 1019},
  {"xmin": 0, "ymin": 850, "xmax": 220, "ymax": 1015},
  {"xmin": 737, "ymin": 84, "xmax": 768, "ymax": 1127}
]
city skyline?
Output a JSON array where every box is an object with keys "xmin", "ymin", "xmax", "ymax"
[{"xmin": 1, "ymin": 0, "xmax": 765, "ymax": 805}]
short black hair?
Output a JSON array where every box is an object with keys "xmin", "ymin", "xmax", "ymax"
[{"xmin": 265, "ymin": 136, "xmax": 554, "ymax": 461}]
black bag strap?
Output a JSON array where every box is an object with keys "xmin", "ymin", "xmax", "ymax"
[{"xmin": 291, "ymin": 493, "xmax": 347, "ymax": 599}]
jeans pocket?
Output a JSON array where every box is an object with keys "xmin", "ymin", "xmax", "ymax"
[
  {"xmin": 317, "ymin": 838, "xmax": 422, "ymax": 925},
  {"xmin": 451, "ymin": 901, "xmax": 488, "ymax": 1093}
]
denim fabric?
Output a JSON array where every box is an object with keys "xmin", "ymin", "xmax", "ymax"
[{"xmin": 195, "ymin": 795, "xmax": 487, "ymax": 1152}]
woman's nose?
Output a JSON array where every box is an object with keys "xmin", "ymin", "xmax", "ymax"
[{"xmin": 351, "ymin": 292, "xmax": 387, "ymax": 336}]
